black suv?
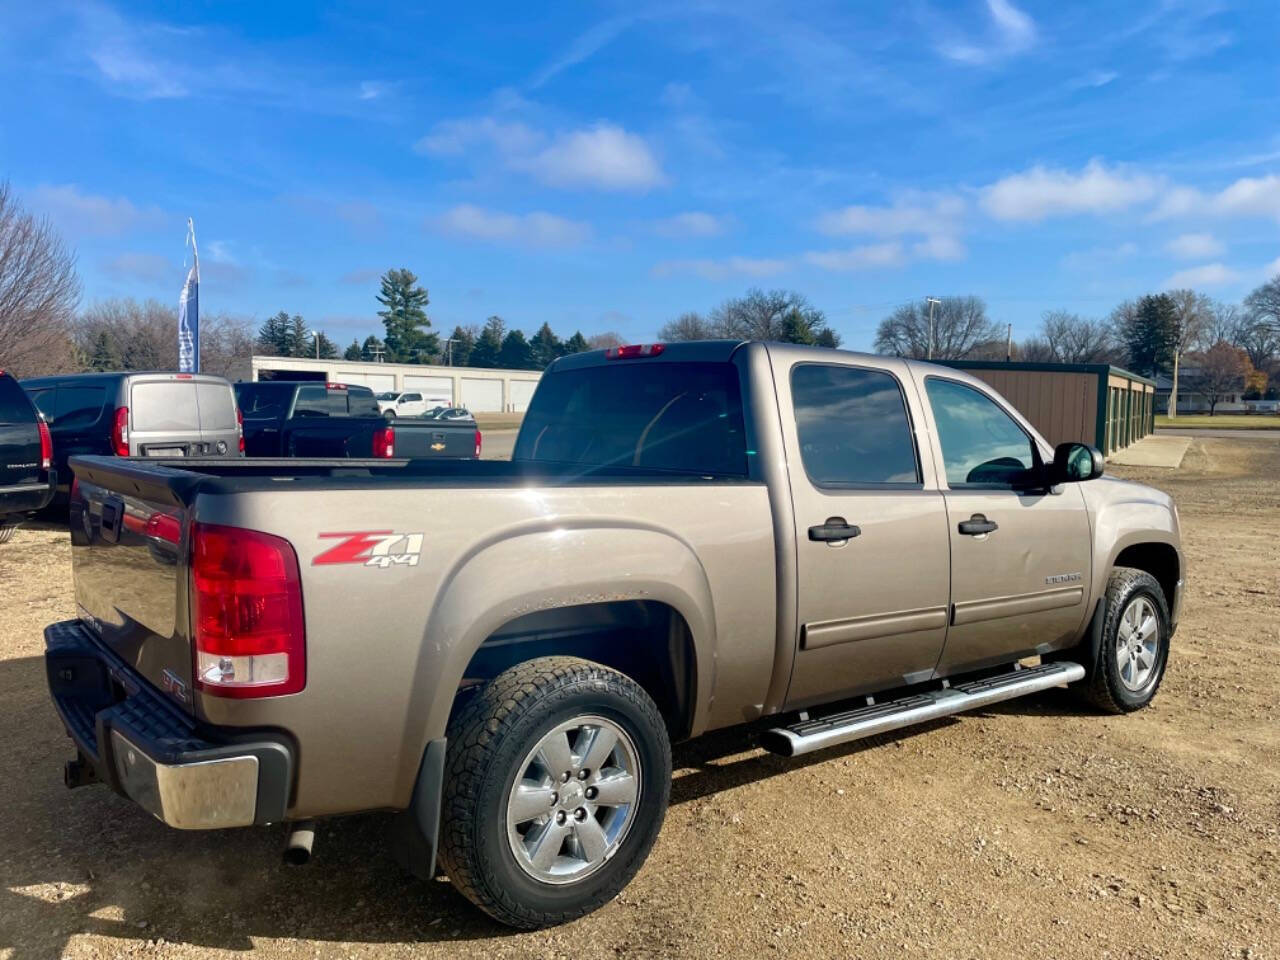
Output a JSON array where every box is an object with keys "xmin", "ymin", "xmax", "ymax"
[{"xmin": 0, "ymin": 370, "xmax": 54, "ymax": 535}]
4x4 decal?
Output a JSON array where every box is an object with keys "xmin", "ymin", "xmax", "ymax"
[{"xmin": 313, "ymin": 531, "xmax": 424, "ymax": 568}]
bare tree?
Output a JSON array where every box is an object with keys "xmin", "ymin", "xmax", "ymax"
[
  {"xmin": 585, "ymin": 331, "xmax": 625, "ymax": 350},
  {"xmin": 1165, "ymin": 289, "xmax": 1214, "ymax": 420},
  {"xmin": 200, "ymin": 313, "xmax": 256, "ymax": 380},
  {"xmin": 74, "ymin": 299, "xmax": 177, "ymax": 371},
  {"xmin": 1198, "ymin": 300, "xmax": 1243, "ymax": 351},
  {"xmin": 0, "ymin": 182, "xmax": 81, "ymax": 377},
  {"xmin": 1038, "ymin": 310, "xmax": 1121, "ymax": 364},
  {"xmin": 658, "ymin": 311, "xmax": 715, "ymax": 341},
  {"xmin": 874, "ymin": 296, "xmax": 1001, "ymax": 360},
  {"xmin": 1183, "ymin": 342, "xmax": 1250, "ymax": 415}
]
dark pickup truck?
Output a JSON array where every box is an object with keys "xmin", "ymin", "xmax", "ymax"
[
  {"xmin": 0, "ymin": 370, "xmax": 54, "ymax": 532},
  {"xmin": 235, "ymin": 381, "xmax": 479, "ymax": 459}
]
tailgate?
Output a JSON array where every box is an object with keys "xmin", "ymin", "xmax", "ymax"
[
  {"xmin": 70, "ymin": 456, "xmax": 199, "ymax": 712},
  {"xmin": 394, "ymin": 420, "xmax": 477, "ymax": 458}
]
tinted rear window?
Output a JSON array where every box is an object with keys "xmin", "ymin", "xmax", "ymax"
[
  {"xmin": 0, "ymin": 375, "xmax": 35, "ymax": 423},
  {"xmin": 346, "ymin": 385, "xmax": 380, "ymax": 416},
  {"xmin": 514, "ymin": 362, "xmax": 748, "ymax": 476},
  {"xmin": 294, "ymin": 385, "xmax": 348, "ymax": 417},
  {"xmin": 131, "ymin": 382, "xmax": 200, "ymax": 432},
  {"xmin": 235, "ymin": 383, "xmax": 292, "ymax": 418}
]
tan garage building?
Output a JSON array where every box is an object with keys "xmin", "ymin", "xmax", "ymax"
[{"xmin": 938, "ymin": 361, "xmax": 1156, "ymax": 457}]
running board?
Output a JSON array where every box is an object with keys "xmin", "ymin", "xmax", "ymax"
[{"xmin": 760, "ymin": 661, "xmax": 1085, "ymax": 758}]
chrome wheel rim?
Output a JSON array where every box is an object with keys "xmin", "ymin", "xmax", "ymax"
[
  {"xmin": 1117, "ymin": 595, "xmax": 1160, "ymax": 691},
  {"xmin": 506, "ymin": 715, "xmax": 641, "ymax": 885}
]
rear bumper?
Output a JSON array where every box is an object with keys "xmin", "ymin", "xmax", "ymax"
[
  {"xmin": 44, "ymin": 619, "xmax": 293, "ymax": 829},
  {"xmin": 0, "ymin": 472, "xmax": 56, "ymax": 518}
]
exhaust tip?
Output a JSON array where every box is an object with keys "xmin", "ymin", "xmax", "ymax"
[{"xmin": 283, "ymin": 820, "xmax": 316, "ymax": 866}]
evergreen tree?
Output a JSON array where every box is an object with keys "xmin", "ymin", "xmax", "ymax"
[
  {"xmin": 529, "ymin": 322, "xmax": 563, "ymax": 368},
  {"xmin": 343, "ymin": 339, "xmax": 362, "ymax": 361},
  {"xmin": 87, "ymin": 330, "xmax": 121, "ymax": 371},
  {"xmin": 446, "ymin": 325, "xmax": 475, "ymax": 366},
  {"xmin": 498, "ymin": 329, "xmax": 535, "ymax": 369},
  {"xmin": 469, "ymin": 316, "xmax": 505, "ymax": 367},
  {"xmin": 286, "ymin": 313, "xmax": 310, "ymax": 358},
  {"xmin": 1119, "ymin": 293, "xmax": 1178, "ymax": 376},
  {"xmin": 814, "ymin": 328, "xmax": 839, "ymax": 349},
  {"xmin": 361, "ymin": 334, "xmax": 386, "ymax": 362},
  {"xmin": 309, "ymin": 331, "xmax": 339, "ymax": 359},
  {"xmin": 377, "ymin": 268, "xmax": 437, "ymax": 362},
  {"xmin": 563, "ymin": 331, "xmax": 589, "ymax": 354},
  {"xmin": 778, "ymin": 307, "xmax": 816, "ymax": 345},
  {"xmin": 256, "ymin": 311, "xmax": 293, "ymax": 356}
]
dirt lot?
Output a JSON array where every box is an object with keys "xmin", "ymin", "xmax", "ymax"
[{"xmin": 1, "ymin": 437, "xmax": 1277, "ymax": 959}]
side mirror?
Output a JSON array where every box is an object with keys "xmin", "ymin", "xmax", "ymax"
[{"xmin": 1052, "ymin": 442, "xmax": 1104, "ymax": 483}]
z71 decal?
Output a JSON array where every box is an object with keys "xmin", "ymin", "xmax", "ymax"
[{"xmin": 314, "ymin": 531, "xmax": 425, "ymax": 568}]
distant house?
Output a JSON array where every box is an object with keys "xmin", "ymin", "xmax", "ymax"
[{"xmin": 1153, "ymin": 371, "xmax": 1246, "ymax": 415}]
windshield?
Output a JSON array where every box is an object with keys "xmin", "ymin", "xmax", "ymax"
[
  {"xmin": 376, "ymin": 392, "xmax": 399, "ymax": 401},
  {"xmin": 514, "ymin": 362, "xmax": 748, "ymax": 476}
]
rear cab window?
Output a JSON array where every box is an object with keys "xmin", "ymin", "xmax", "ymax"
[
  {"xmin": 292, "ymin": 385, "xmax": 347, "ymax": 417},
  {"xmin": 791, "ymin": 364, "xmax": 920, "ymax": 487},
  {"xmin": 515, "ymin": 361, "xmax": 748, "ymax": 476}
]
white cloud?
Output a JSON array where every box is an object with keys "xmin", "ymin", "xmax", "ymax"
[
  {"xmin": 939, "ymin": 0, "xmax": 1036, "ymax": 65},
  {"xmin": 358, "ymin": 81, "xmax": 392, "ymax": 101},
  {"xmin": 528, "ymin": 17, "xmax": 634, "ymax": 89},
  {"xmin": 416, "ymin": 117, "xmax": 664, "ymax": 191},
  {"xmin": 1152, "ymin": 175, "xmax": 1280, "ymax": 221},
  {"xmin": 1164, "ymin": 263, "xmax": 1240, "ymax": 288},
  {"xmin": 27, "ymin": 183, "xmax": 164, "ymax": 236},
  {"xmin": 433, "ymin": 204, "xmax": 591, "ymax": 248},
  {"xmin": 651, "ymin": 212, "xmax": 726, "ymax": 238},
  {"xmin": 815, "ymin": 194, "xmax": 964, "ymax": 237},
  {"xmin": 519, "ymin": 124, "xmax": 664, "ymax": 191},
  {"xmin": 911, "ymin": 233, "xmax": 966, "ymax": 261},
  {"xmin": 1265, "ymin": 256, "xmax": 1280, "ymax": 279},
  {"xmin": 1070, "ymin": 69, "xmax": 1118, "ymax": 89},
  {"xmin": 1060, "ymin": 241, "xmax": 1139, "ymax": 270},
  {"xmin": 414, "ymin": 117, "xmax": 541, "ymax": 156},
  {"xmin": 1166, "ymin": 233, "xmax": 1224, "ymax": 260},
  {"xmin": 652, "ymin": 257, "xmax": 788, "ymax": 280},
  {"xmin": 981, "ymin": 160, "xmax": 1161, "ymax": 221},
  {"xmin": 205, "ymin": 240, "xmax": 237, "ymax": 264},
  {"xmin": 804, "ymin": 242, "xmax": 907, "ymax": 271}
]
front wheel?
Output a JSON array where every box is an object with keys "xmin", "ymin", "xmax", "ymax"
[
  {"xmin": 437, "ymin": 657, "xmax": 672, "ymax": 928},
  {"xmin": 1076, "ymin": 567, "xmax": 1171, "ymax": 713}
]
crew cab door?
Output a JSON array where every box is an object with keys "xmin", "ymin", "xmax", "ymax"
[
  {"xmin": 915, "ymin": 375, "xmax": 1093, "ymax": 675},
  {"xmin": 773, "ymin": 352, "xmax": 952, "ymax": 708}
]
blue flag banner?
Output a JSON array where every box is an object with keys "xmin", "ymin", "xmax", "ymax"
[{"xmin": 178, "ymin": 219, "xmax": 199, "ymax": 373}]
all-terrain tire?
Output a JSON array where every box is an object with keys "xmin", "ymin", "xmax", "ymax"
[
  {"xmin": 1076, "ymin": 566, "xmax": 1171, "ymax": 714},
  {"xmin": 437, "ymin": 656, "xmax": 672, "ymax": 929}
]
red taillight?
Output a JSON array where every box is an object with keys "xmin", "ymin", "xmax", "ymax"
[
  {"xmin": 236, "ymin": 407, "xmax": 245, "ymax": 453},
  {"xmin": 325, "ymin": 382, "xmax": 348, "ymax": 391},
  {"xmin": 606, "ymin": 343, "xmax": 665, "ymax": 359},
  {"xmin": 373, "ymin": 425, "xmax": 395, "ymax": 458},
  {"xmin": 474, "ymin": 428, "xmax": 482, "ymax": 458},
  {"xmin": 37, "ymin": 418, "xmax": 52, "ymax": 471},
  {"xmin": 112, "ymin": 406, "xmax": 129, "ymax": 456},
  {"xmin": 191, "ymin": 522, "xmax": 306, "ymax": 698}
]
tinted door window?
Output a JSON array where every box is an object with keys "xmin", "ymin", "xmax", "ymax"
[
  {"xmin": 791, "ymin": 364, "xmax": 919, "ymax": 486},
  {"xmin": 293, "ymin": 385, "xmax": 346, "ymax": 417},
  {"xmin": 131, "ymin": 382, "xmax": 200, "ymax": 431},
  {"xmin": 55, "ymin": 385, "xmax": 108, "ymax": 429},
  {"xmin": 24, "ymin": 387, "xmax": 54, "ymax": 420},
  {"xmin": 346, "ymin": 386, "xmax": 379, "ymax": 416},
  {"xmin": 925, "ymin": 378, "xmax": 1036, "ymax": 487},
  {"xmin": 515, "ymin": 362, "xmax": 747, "ymax": 476}
]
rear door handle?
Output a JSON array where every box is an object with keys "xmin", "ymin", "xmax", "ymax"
[
  {"xmin": 957, "ymin": 514, "xmax": 998, "ymax": 536},
  {"xmin": 808, "ymin": 517, "xmax": 861, "ymax": 542}
]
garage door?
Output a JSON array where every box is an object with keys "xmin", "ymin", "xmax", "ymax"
[
  {"xmin": 460, "ymin": 378, "xmax": 503, "ymax": 412},
  {"xmin": 509, "ymin": 379, "xmax": 538, "ymax": 412},
  {"xmin": 403, "ymin": 375, "xmax": 454, "ymax": 403},
  {"xmin": 337, "ymin": 372, "xmax": 395, "ymax": 393}
]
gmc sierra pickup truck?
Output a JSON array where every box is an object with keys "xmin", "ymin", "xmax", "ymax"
[{"xmin": 45, "ymin": 340, "xmax": 1182, "ymax": 928}]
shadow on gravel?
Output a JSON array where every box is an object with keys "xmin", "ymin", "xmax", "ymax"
[{"xmin": 0, "ymin": 645, "xmax": 1089, "ymax": 958}]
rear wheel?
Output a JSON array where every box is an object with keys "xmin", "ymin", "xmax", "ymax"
[
  {"xmin": 438, "ymin": 657, "xmax": 671, "ymax": 928},
  {"xmin": 1076, "ymin": 567, "xmax": 1171, "ymax": 713}
]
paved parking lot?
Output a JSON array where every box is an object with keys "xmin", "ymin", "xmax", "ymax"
[{"xmin": 1, "ymin": 436, "xmax": 1276, "ymax": 959}]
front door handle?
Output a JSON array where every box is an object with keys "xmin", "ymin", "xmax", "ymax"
[
  {"xmin": 957, "ymin": 513, "xmax": 998, "ymax": 536},
  {"xmin": 809, "ymin": 517, "xmax": 861, "ymax": 542}
]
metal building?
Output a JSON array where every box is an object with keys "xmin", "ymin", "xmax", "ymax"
[
  {"xmin": 249, "ymin": 356, "xmax": 543, "ymax": 413},
  {"xmin": 938, "ymin": 361, "xmax": 1156, "ymax": 456}
]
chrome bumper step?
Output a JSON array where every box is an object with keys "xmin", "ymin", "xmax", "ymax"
[{"xmin": 760, "ymin": 661, "xmax": 1085, "ymax": 758}]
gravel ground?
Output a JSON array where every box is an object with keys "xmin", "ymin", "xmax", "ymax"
[{"xmin": 1, "ymin": 437, "xmax": 1276, "ymax": 959}]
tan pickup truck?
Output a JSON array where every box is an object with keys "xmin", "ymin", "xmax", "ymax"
[{"xmin": 45, "ymin": 340, "xmax": 1182, "ymax": 927}]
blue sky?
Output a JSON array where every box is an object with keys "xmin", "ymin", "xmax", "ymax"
[{"xmin": 3, "ymin": 0, "xmax": 1278, "ymax": 349}]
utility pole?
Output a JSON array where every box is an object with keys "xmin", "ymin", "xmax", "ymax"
[
  {"xmin": 1006, "ymin": 323, "xmax": 1012, "ymax": 362},
  {"xmin": 443, "ymin": 338, "xmax": 458, "ymax": 366},
  {"xmin": 925, "ymin": 297, "xmax": 941, "ymax": 360}
]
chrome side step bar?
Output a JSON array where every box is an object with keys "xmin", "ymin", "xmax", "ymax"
[{"xmin": 760, "ymin": 661, "xmax": 1085, "ymax": 758}]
